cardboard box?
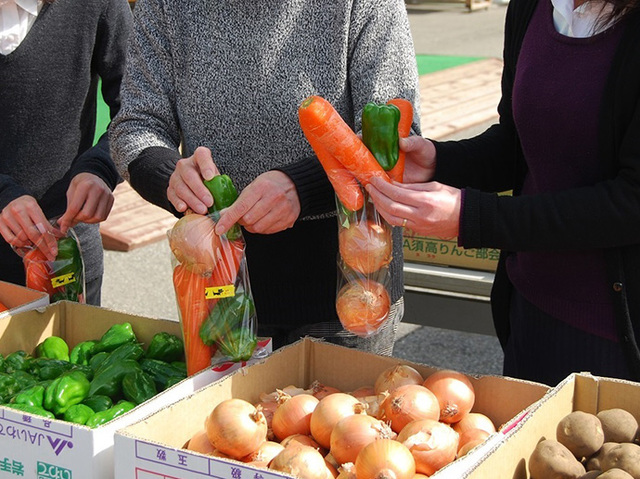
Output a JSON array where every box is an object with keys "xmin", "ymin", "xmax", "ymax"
[
  {"xmin": 114, "ymin": 338, "xmax": 550, "ymax": 479},
  {"xmin": 467, "ymin": 373, "xmax": 640, "ymax": 478},
  {"xmin": 0, "ymin": 280, "xmax": 49, "ymax": 319},
  {"xmin": 0, "ymin": 301, "xmax": 271, "ymax": 479},
  {"xmin": 403, "ymin": 230, "xmax": 499, "ymax": 272}
]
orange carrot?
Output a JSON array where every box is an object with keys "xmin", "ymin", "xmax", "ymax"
[
  {"xmin": 173, "ymin": 264, "xmax": 216, "ymax": 376},
  {"xmin": 386, "ymin": 98, "xmax": 413, "ymax": 183},
  {"xmin": 299, "ymin": 96, "xmax": 390, "ymax": 192}
]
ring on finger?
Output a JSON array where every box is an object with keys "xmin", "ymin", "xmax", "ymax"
[{"xmin": 402, "ymin": 218, "xmax": 408, "ymax": 228}]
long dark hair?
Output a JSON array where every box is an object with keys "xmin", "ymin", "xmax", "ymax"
[{"xmin": 599, "ymin": 0, "xmax": 640, "ymax": 26}]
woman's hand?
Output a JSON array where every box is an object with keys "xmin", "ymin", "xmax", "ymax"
[
  {"xmin": 401, "ymin": 135, "xmax": 437, "ymax": 184},
  {"xmin": 366, "ymin": 177, "xmax": 462, "ymax": 239},
  {"xmin": 167, "ymin": 146, "xmax": 220, "ymax": 214},
  {"xmin": 215, "ymin": 171, "xmax": 300, "ymax": 235},
  {"xmin": 0, "ymin": 195, "xmax": 58, "ymax": 259},
  {"xmin": 58, "ymin": 173, "xmax": 115, "ymax": 232}
]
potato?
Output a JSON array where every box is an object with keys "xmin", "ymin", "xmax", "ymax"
[
  {"xmin": 557, "ymin": 411, "xmax": 604, "ymax": 459},
  {"xmin": 598, "ymin": 469, "xmax": 634, "ymax": 479},
  {"xmin": 601, "ymin": 443, "xmax": 640, "ymax": 478},
  {"xmin": 597, "ymin": 409, "xmax": 639, "ymax": 444},
  {"xmin": 529, "ymin": 439, "xmax": 586, "ymax": 479},
  {"xmin": 587, "ymin": 443, "xmax": 618, "ymax": 471}
]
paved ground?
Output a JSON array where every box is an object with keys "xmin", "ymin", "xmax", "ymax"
[{"xmin": 101, "ymin": 1, "xmax": 510, "ymax": 377}]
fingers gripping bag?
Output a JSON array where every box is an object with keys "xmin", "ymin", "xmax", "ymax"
[
  {"xmin": 15, "ymin": 221, "xmax": 86, "ymax": 303},
  {"xmin": 167, "ymin": 174, "xmax": 264, "ymax": 376}
]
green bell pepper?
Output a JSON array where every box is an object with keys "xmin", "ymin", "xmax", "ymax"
[
  {"xmin": 69, "ymin": 340, "xmax": 97, "ymax": 366},
  {"xmin": 4, "ymin": 351, "xmax": 31, "ymax": 373},
  {"xmin": 44, "ymin": 370, "xmax": 90, "ymax": 416},
  {"xmin": 12, "ymin": 370, "xmax": 37, "ymax": 391},
  {"xmin": 139, "ymin": 359, "xmax": 186, "ymax": 391},
  {"xmin": 91, "ymin": 322, "xmax": 137, "ymax": 354},
  {"xmin": 89, "ymin": 352, "xmax": 109, "ymax": 373},
  {"xmin": 145, "ymin": 332, "xmax": 184, "ymax": 363},
  {"xmin": 88, "ymin": 359, "xmax": 141, "ymax": 398},
  {"xmin": 121, "ymin": 370, "xmax": 157, "ymax": 405},
  {"xmin": 81, "ymin": 394, "xmax": 113, "ymax": 413},
  {"xmin": 50, "ymin": 235, "xmax": 84, "ymax": 303},
  {"xmin": 94, "ymin": 343, "xmax": 144, "ymax": 377},
  {"xmin": 29, "ymin": 358, "xmax": 75, "ymax": 381},
  {"xmin": 85, "ymin": 400, "xmax": 136, "ymax": 428},
  {"xmin": 361, "ymin": 102, "xmax": 401, "ymax": 171},
  {"xmin": 199, "ymin": 293, "xmax": 255, "ymax": 346},
  {"xmin": 35, "ymin": 336, "xmax": 70, "ymax": 361},
  {"xmin": 11, "ymin": 384, "xmax": 45, "ymax": 408},
  {"xmin": 204, "ymin": 174, "xmax": 241, "ymax": 240},
  {"xmin": 218, "ymin": 326, "xmax": 258, "ymax": 362},
  {"xmin": 0, "ymin": 373, "xmax": 21, "ymax": 403},
  {"xmin": 63, "ymin": 404, "xmax": 95, "ymax": 425},
  {"xmin": 170, "ymin": 361, "xmax": 187, "ymax": 376},
  {"xmin": 5, "ymin": 403, "xmax": 55, "ymax": 419},
  {"xmin": 0, "ymin": 353, "xmax": 6, "ymax": 373},
  {"xmin": 164, "ymin": 376, "xmax": 183, "ymax": 389}
]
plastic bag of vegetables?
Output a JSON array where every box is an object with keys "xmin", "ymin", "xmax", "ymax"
[
  {"xmin": 14, "ymin": 221, "xmax": 86, "ymax": 304},
  {"xmin": 168, "ymin": 174, "xmax": 262, "ymax": 375}
]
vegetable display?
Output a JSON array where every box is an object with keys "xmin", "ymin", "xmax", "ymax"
[
  {"xmin": 169, "ymin": 173, "xmax": 260, "ymax": 375},
  {"xmin": 0, "ymin": 325, "xmax": 186, "ymax": 427}
]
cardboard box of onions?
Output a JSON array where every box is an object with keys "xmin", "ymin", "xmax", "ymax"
[
  {"xmin": 113, "ymin": 337, "xmax": 551, "ymax": 479},
  {"xmin": 467, "ymin": 372, "xmax": 640, "ymax": 479}
]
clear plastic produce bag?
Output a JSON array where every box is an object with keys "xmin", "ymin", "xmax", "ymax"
[
  {"xmin": 14, "ymin": 221, "xmax": 86, "ymax": 304},
  {"xmin": 335, "ymin": 193, "xmax": 392, "ymax": 337},
  {"xmin": 167, "ymin": 212, "xmax": 263, "ymax": 375}
]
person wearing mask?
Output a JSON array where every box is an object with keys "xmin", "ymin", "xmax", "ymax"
[
  {"xmin": 367, "ymin": 0, "xmax": 640, "ymax": 384},
  {"xmin": 0, "ymin": 0, "xmax": 132, "ymax": 305},
  {"xmin": 110, "ymin": 0, "xmax": 420, "ymax": 353}
]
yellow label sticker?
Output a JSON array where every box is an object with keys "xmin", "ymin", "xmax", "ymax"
[
  {"xmin": 205, "ymin": 285, "xmax": 235, "ymax": 300},
  {"xmin": 51, "ymin": 273, "xmax": 76, "ymax": 288}
]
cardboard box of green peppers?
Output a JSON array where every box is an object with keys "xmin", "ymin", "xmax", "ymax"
[{"xmin": 0, "ymin": 322, "xmax": 187, "ymax": 427}]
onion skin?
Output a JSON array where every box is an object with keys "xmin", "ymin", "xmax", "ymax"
[
  {"xmin": 339, "ymin": 218, "xmax": 392, "ymax": 274},
  {"xmin": 272, "ymin": 393, "xmax": 319, "ymax": 441},
  {"xmin": 270, "ymin": 443, "xmax": 335, "ymax": 479},
  {"xmin": 422, "ymin": 370, "xmax": 475, "ymax": 424},
  {"xmin": 374, "ymin": 365, "xmax": 424, "ymax": 395},
  {"xmin": 311, "ymin": 393, "xmax": 368, "ymax": 449},
  {"xmin": 168, "ymin": 213, "xmax": 221, "ymax": 275},
  {"xmin": 187, "ymin": 429, "xmax": 216, "ymax": 455},
  {"xmin": 241, "ymin": 441, "xmax": 285, "ymax": 468},
  {"xmin": 336, "ymin": 279, "xmax": 390, "ymax": 337},
  {"xmin": 380, "ymin": 384, "xmax": 440, "ymax": 434},
  {"xmin": 457, "ymin": 428, "xmax": 490, "ymax": 454},
  {"xmin": 452, "ymin": 412, "xmax": 496, "ymax": 436},
  {"xmin": 330, "ymin": 414, "xmax": 396, "ymax": 465},
  {"xmin": 397, "ymin": 419, "xmax": 459, "ymax": 476},
  {"xmin": 355, "ymin": 438, "xmax": 416, "ymax": 479}
]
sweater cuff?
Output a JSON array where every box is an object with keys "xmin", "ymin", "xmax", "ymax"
[
  {"xmin": 0, "ymin": 177, "xmax": 30, "ymax": 211},
  {"xmin": 275, "ymin": 157, "xmax": 336, "ymax": 218},
  {"xmin": 128, "ymin": 146, "xmax": 182, "ymax": 216},
  {"xmin": 459, "ymin": 187, "xmax": 482, "ymax": 248}
]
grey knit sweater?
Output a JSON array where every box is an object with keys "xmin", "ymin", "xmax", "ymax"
[
  {"xmin": 110, "ymin": 0, "xmax": 420, "ymax": 331},
  {"xmin": 0, "ymin": 0, "xmax": 131, "ymax": 284}
]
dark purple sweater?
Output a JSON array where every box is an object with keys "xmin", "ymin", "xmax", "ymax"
[{"xmin": 506, "ymin": 0, "xmax": 624, "ymax": 341}]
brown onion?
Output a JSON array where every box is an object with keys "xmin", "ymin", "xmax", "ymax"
[
  {"xmin": 457, "ymin": 428, "xmax": 490, "ymax": 454},
  {"xmin": 270, "ymin": 443, "xmax": 335, "ymax": 479},
  {"xmin": 168, "ymin": 213, "xmax": 221, "ymax": 274},
  {"xmin": 309, "ymin": 380, "xmax": 342, "ymax": 399},
  {"xmin": 281, "ymin": 434, "xmax": 325, "ymax": 454},
  {"xmin": 380, "ymin": 384, "xmax": 440, "ymax": 433},
  {"xmin": 457, "ymin": 438, "xmax": 486, "ymax": 458},
  {"xmin": 336, "ymin": 279, "xmax": 390, "ymax": 337},
  {"xmin": 422, "ymin": 370, "xmax": 475, "ymax": 424},
  {"xmin": 330, "ymin": 413, "xmax": 396, "ymax": 465},
  {"xmin": 272, "ymin": 393, "xmax": 319, "ymax": 441},
  {"xmin": 397, "ymin": 419, "xmax": 459, "ymax": 476},
  {"xmin": 452, "ymin": 413, "xmax": 496, "ymax": 436},
  {"xmin": 205, "ymin": 398, "xmax": 268, "ymax": 459},
  {"xmin": 186, "ymin": 429, "xmax": 216, "ymax": 455},
  {"xmin": 339, "ymin": 218, "xmax": 392, "ymax": 275},
  {"xmin": 355, "ymin": 439, "xmax": 416, "ymax": 479},
  {"xmin": 310, "ymin": 393, "xmax": 368, "ymax": 449},
  {"xmin": 241, "ymin": 441, "xmax": 285, "ymax": 468},
  {"xmin": 350, "ymin": 386, "xmax": 375, "ymax": 398},
  {"xmin": 374, "ymin": 365, "xmax": 424, "ymax": 395}
]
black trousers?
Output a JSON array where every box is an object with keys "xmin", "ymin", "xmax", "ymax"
[{"xmin": 503, "ymin": 290, "xmax": 631, "ymax": 386}]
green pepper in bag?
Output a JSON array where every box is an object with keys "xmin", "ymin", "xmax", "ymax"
[
  {"xmin": 204, "ymin": 174, "xmax": 241, "ymax": 240},
  {"xmin": 361, "ymin": 102, "xmax": 401, "ymax": 171},
  {"xmin": 199, "ymin": 293, "xmax": 255, "ymax": 346},
  {"xmin": 50, "ymin": 235, "xmax": 84, "ymax": 303}
]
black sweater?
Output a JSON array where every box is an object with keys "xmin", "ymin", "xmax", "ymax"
[
  {"xmin": 433, "ymin": 0, "xmax": 640, "ymax": 379},
  {"xmin": 0, "ymin": 0, "xmax": 131, "ymax": 282}
]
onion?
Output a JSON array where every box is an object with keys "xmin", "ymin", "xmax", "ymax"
[
  {"xmin": 380, "ymin": 384, "xmax": 440, "ymax": 433},
  {"xmin": 350, "ymin": 386, "xmax": 375, "ymax": 398},
  {"xmin": 374, "ymin": 365, "xmax": 424, "ymax": 395},
  {"xmin": 457, "ymin": 438, "xmax": 486, "ymax": 458},
  {"xmin": 397, "ymin": 419, "xmax": 459, "ymax": 475},
  {"xmin": 309, "ymin": 380, "xmax": 342, "ymax": 399},
  {"xmin": 452, "ymin": 413, "xmax": 496, "ymax": 436},
  {"xmin": 339, "ymin": 218, "xmax": 392, "ymax": 274},
  {"xmin": 254, "ymin": 399, "xmax": 278, "ymax": 440},
  {"xmin": 336, "ymin": 279, "xmax": 390, "ymax": 337},
  {"xmin": 270, "ymin": 443, "xmax": 335, "ymax": 479},
  {"xmin": 168, "ymin": 213, "xmax": 221, "ymax": 274},
  {"xmin": 422, "ymin": 370, "xmax": 475, "ymax": 424},
  {"xmin": 281, "ymin": 434, "xmax": 325, "ymax": 454},
  {"xmin": 205, "ymin": 398, "xmax": 268, "ymax": 459},
  {"xmin": 354, "ymin": 439, "xmax": 416, "ymax": 479},
  {"xmin": 186, "ymin": 429, "xmax": 216, "ymax": 455},
  {"xmin": 457, "ymin": 428, "xmax": 490, "ymax": 454},
  {"xmin": 272, "ymin": 393, "xmax": 319, "ymax": 441},
  {"xmin": 310, "ymin": 393, "xmax": 368, "ymax": 449},
  {"xmin": 241, "ymin": 441, "xmax": 285, "ymax": 468},
  {"xmin": 330, "ymin": 413, "xmax": 396, "ymax": 465},
  {"xmin": 336, "ymin": 462, "xmax": 357, "ymax": 479}
]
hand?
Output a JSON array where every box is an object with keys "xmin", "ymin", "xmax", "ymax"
[
  {"xmin": 167, "ymin": 146, "xmax": 220, "ymax": 215},
  {"xmin": 0, "ymin": 195, "xmax": 58, "ymax": 259},
  {"xmin": 58, "ymin": 173, "xmax": 115, "ymax": 233},
  {"xmin": 401, "ymin": 135, "xmax": 437, "ymax": 184},
  {"xmin": 215, "ymin": 171, "xmax": 300, "ymax": 235},
  {"xmin": 366, "ymin": 177, "xmax": 461, "ymax": 239}
]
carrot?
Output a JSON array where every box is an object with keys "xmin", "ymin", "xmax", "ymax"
[
  {"xmin": 386, "ymin": 98, "xmax": 413, "ymax": 183},
  {"xmin": 0, "ymin": 301, "xmax": 7, "ymax": 313},
  {"xmin": 299, "ymin": 96, "xmax": 390, "ymax": 192},
  {"xmin": 173, "ymin": 264, "xmax": 216, "ymax": 376}
]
